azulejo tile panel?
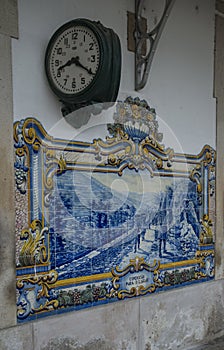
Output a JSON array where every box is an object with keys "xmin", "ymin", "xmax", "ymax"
[{"xmin": 14, "ymin": 97, "xmax": 216, "ymax": 323}]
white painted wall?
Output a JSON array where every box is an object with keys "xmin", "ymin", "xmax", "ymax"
[{"xmin": 12, "ymin": 0, "xmax": 216, "ymax": 154}]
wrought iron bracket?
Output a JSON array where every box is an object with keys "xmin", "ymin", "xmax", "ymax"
[{"xmin": 135, "ymin": 0, "xmax": 176, "ymax": 91}]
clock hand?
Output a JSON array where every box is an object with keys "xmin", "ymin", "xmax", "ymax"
[
  {"xmin": 58, "ymin": 59, "xmax": 73, "ymax": 71},
  {"xmin": 58, "ymin": 56, "xmax": 95, "ymax": 75},
  {"xmin": 72, "ymin": 56, "xmax": 95, "ymax": 75}
]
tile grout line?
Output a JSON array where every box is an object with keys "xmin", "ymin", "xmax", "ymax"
[{"xmin": 137, "ymin": 297, "xmax": 141, "ymax": 350}]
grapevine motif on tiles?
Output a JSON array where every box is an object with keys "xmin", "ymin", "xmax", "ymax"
[
  {"xmin": 56, "ymin": 283, "xmax": 108, "ymax": 307},
  {"xmin": 14, "ymin": 120, "xmax": 29, "ymax": 194},
  {"xmin": 15, "ymin": 187, "xmax": 28, "ymax": 265},
  {"xmin": 14, "ymin": 97, "xmax": 216, "ymax": 322}
]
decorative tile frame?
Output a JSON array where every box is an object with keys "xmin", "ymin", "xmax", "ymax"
[{"xmin": 14, "ymin": 97, "xmax": 216, "ymax": 323}]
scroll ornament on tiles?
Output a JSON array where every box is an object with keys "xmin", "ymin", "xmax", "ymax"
[{"xmin": 14, "ymin": 97, "xmax": 215, "ymax": 322}]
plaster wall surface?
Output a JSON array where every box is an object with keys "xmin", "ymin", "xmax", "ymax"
[
  {"xmin": 12, "ymin": 0, "xmax": 216, "ymax": 153},
  {"xmin": 0, "ymin": 0, "xmax": 18, "ymax": 329},
  {"xmin": 0, "ymin": 33, "xmax": 16, "ymax": 330},
  {"xmin": 139, "ymin": 280, "xmax": 224, "ymax": 350},
  {"xmin": 1, "ymin": 0, "xmax": 224, "ymax": 349},
  {"xmin": 0, "ymin": 280, "xmax": 224, "ymax": 350},
  {"xmin": 214, "ymin": 11, "xmax": 224, "ymax": 280},
  {"xmin": 0, "ymin": 0, "xmax": 18, "ymax": 38}
]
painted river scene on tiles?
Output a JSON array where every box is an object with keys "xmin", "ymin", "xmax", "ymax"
[
  {"xmin": 14, "ymin": 112, "xmax": 215, "ymax": 321},
  {"xmin": 49, "ymin": 169, "xmax": 201, "ymax": 280}
]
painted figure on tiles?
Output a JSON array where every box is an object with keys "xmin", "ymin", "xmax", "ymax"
[{"xmin": 134, "ymin": 228, "xmax": 146, "ymax": 253}]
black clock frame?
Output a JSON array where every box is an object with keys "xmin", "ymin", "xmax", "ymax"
[{"xmin": 45, "ymin": 18, "xmax": 121, "ymax": 117}]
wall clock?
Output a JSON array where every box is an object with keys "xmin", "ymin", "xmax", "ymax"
[{"xmin": 45, "ymin": 18, "xmax": 121, "ymax": 120}]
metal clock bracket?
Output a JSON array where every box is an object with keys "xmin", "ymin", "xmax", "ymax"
[{"xmin": 135, "ymin": 0, "xmax": 176, "ymax": 91}]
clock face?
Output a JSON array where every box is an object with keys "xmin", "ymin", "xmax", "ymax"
[{"xmin": 48, "ymin": 25, "xmax": 101, "ymax": 95}]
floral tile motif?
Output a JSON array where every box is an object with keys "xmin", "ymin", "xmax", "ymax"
[
  {"xmin": 14, "ymin": 97, "xmax": 216, "ymax": 322},
  {"xmin": 15, "ymin": 188, "xmax": 29, "ymax": 266}
]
